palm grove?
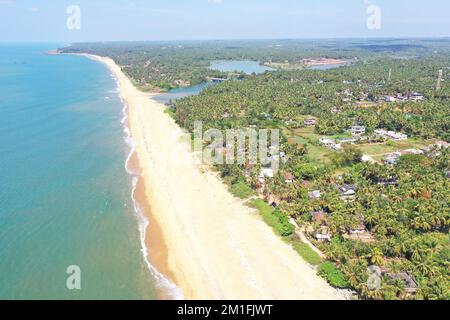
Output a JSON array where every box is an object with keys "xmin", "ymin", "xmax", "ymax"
[
  {"xmin": 64, "ymin": 39, "xmax": 450, "ymax": 300},
  {"xmin": 172, "ymin": 45, "xmax": 449, "ymax": 300}
]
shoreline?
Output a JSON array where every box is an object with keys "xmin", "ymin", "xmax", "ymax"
[
  {"xmin": 80, "ymin": 53, "xmax": 183, "ymax": 299},
  {"xmin": 128, "ymin": 151, "xmax": 182, "ymax": 300},
  {"xmin": 79, "ymin": 53, "xmax": 342, "ymax": 300}
]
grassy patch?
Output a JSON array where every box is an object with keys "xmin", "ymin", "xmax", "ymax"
[
  {"xmin": 231, "ymin": 180, "xmax": 254, "ymax": 199},
  {"xmin": 306, "ymin": 145, "xmax": 332, "ymax": 164},
  {"xmin": 291, "ymin": 241, "xmax": 322, "ymax": 266},
  {"xmin": 293, "ymin": 127, "xmax": 323, "ymax": 141},
  {"xmin": 356, "ymin": 143, "xmax": 396, "ymax": 155},
  {"xmin": 317, "ymin": 262, "xmax": 349, "ymax": 288},
  {"xmin": 331, "ymin": 133, "xmax": 352, "ymax": 139},
  {"xmin": 355, "ymin": 138, "xmax": 432, "ymax": 156},
  {"xmin": 251, "ymin": 199, "xmax": 294, "ymax": 237},
  {"xmin": 395, "ymin": 138, "xmax": 430, "ymax": 149},
  {"xmin": 251, "ymin": 199, "xmax": 323, "ymax": 266},
  {"xmin": 285, "ymin": 128, "xmax": 332, "ymax": 164}
]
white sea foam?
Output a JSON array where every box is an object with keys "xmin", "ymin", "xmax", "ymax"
[
  {"xmin": 130, "ymin": 176, "xmax": 184, "ymax": 300},
  {"xmin": 79, "ymin": 53, "xmax": 183, "ymax": 298},
  {"xmin": 118, "ymin": 80, "xmax": 183, "ymax": 300}
]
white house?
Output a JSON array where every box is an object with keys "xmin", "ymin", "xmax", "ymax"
[
  {"xmin": 350, "ymin": 126, "xmax": 366, "ymax": 136},
  {"xmin": 304, "ymin": 118, "xmax": 317, "ymax": 126},
  {"xmin": 387, "ymin": 131, "xmax": 408, "ymax": 140},
  {"xmin": 434, "ymin": 141, "xmax": 450, "ymax": 149},
  {"xmin": 383, "ymin": 95, "xmax": 397, "ymax": 103},
  {"xmin": 308, "ymin": 190, "xmax": 322, "ymax": 199},
  {"xmin": 259, "ymin": 168, "xmax": 274, "ymax": 179},
  {"xmin": 331, "ymin": 107, "xmax": 342, "ymax": 113},
  {"xmin": 338, "ymin": 137, "xmax": 358, "ymax": 144},
  {"xmin": 374, "ymin": 129, "xmax": 388, "ymax": 136},
  {"xmin": 401, "ymin": 149, "xmax": 424, "ymax": 155},
  {"xmin": 339, "ymin": 184, "xmax": 357, "ymax": 201},
  {"xmin": 396, "ymin": 93, "xmax": 408, "ymax": 102},
  {"xmin": 315, "ymin": 227, "xmax": 332, "ymax": 242},
  {"xmin": 375, "ymin": 129, "xmax": 408, "ymax": 141},
  {"xmin": 315, "ymin": 233, "xmax": 332, "ymax": 242},
  {"xmin": 384, "ymin": 152, "xmax": 401, "ymax": 165},
  {"xmin": 331, "ymin": 143, "xmax": 342, "ymax": 151},
  {"xmin": 349, "ymin": 223, "xmax": 367, "ymax": 235},
  {"xmin": 409, "ymin": 92, "xmax": 425, "ymax": 102},
  {"xmin": 361, "ymin": 155, "xmax": 375, "ymax": 163}
]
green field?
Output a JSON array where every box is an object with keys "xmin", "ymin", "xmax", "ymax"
[
  {"xmin": 292, "ymin": 126, "xmax": 323, "ymax": 141},
  {"xmin": 231, "ymin": 180, "xmax": 255, "ymax": 199},
  {"xmin": 285, "ymin": 127, "xmax": 333, "ymax": 164},
  {"xmin": 355, "ymin": 138, "xmax": 431, "ymax": 157},
  {"xmin": 251, "ymin": 199, "xmax": 323, "ymax": 266},
  {"xmin": 251, "ymin": 199, "xmax": 294, "ymax": 237},
  {"xmin": 291, "ymin": 241, "xmax": 322, "ymax": 266},
  {"xmin": 355, "ymin": 143, "xmax": 398, "ymax": 156},
  {"xmin": 285, "ymin": 125, "xmax": 435, "ymax": 165}
]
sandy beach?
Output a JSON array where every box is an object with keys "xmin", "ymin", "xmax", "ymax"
[{"xmin": 85, "ymin": 54, "xmax": 341, "ymax": 300}]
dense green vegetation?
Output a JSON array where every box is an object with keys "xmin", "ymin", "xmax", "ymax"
[
  {"xmin": 66, "ymin": 38, "xmax": 450, "ymax": 300},
  {"xmin": 318, "ymin": 262, "xmax": 349, "ymax": 289},
  {"xmin": 292, "ymin": 242, "xmax": 322, "ymax": 266},
  {"xmin": 175, "ymin": 57, "xmax": 449, "ymax": 140},
  {"xmin": 252, "ymin": 199, "xmax": 321, "ymax": 266},
  {"xmin": 231, "ymin": 179, "xmax": 254, "ymax": 199},
  {"xmin": 251, "ymin": 199, "xmax": 294, "ymax": 237},
  {"xmin": 169, "ymin": 39, "xmax": 450, "ymax": 300},
  {"xmin": 62, "ymin": 38, "xmax": 450, "ymax": 94}
]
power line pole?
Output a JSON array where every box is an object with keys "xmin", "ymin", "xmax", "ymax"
[{"xmin": 388, "ymin": 68, "xmax": 392, "ymax": 82}]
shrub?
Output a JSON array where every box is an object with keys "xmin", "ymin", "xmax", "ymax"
[
  {"xmin": 386, "ymin": 140, "xmax": 395, "ymax": 147},
  {"xmin": 252, "ymin": 199, "xmax": 294, "ymax": 237},
  {"xmin": 273, "ymin": 209, "xmax": 295, "ymax": 237},
  {"xmin": 164, "ymin": 107, "xmax": 176, "ymax": 119},
  {"xmin": 318, "ymin": 262, "xmax": 349, "ymax": 288},
  {"xmin": 292, "ymin": 242, "xmax": 322, "ymax": 266},
  {"xmin": 231, "ymin": 180, "xmax": 254, "ymax": 199}
]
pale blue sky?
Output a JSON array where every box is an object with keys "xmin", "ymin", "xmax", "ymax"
[{"xmin": 0, "ymin": 0, "xmax": 449, "ymax": 42}]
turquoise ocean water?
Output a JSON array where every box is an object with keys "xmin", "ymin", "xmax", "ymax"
[{"xmin": 0, "ymin": 44, "xmax": 160, "ymax": 299}]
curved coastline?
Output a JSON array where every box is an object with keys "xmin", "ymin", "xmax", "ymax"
[{"xmin": 78, "ymin": 53, "xmax": 342, "ymax": 300}]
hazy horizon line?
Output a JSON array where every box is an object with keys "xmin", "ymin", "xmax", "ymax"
[{"xmin": 1, "ymin": 35, "xmax": 450, "ymax": 45}]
